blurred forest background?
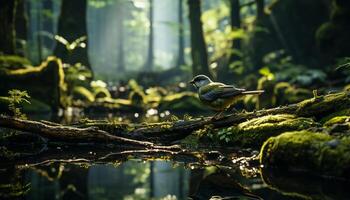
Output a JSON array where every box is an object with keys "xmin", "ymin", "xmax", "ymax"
[{"xmin": 0, "ymin": 0, "xmax": 350, "ymax": 117}]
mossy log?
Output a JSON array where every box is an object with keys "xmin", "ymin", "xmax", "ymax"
[
  {"xmin": 0, "ymin": 115, "xmax": 177, "ymax": 150},
  {"xmin": 75, "ymin": 92, "xmax": 350, "ymax": 143},
  {"xmin": 0, "ymin": 92, "xmax": 349, "ymax": 146}
]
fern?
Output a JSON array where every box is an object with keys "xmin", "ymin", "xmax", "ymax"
[{"xmin": 7, "ymin": 89, "xmax": 31, "ymax": 119}]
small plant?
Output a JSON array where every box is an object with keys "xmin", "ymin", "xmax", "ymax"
[{"xmin": 7, "ymin": 89, "xmax": 31, "ymax": 119}]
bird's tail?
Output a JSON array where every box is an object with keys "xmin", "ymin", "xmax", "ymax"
[{"xmin": 242, "ymin": 90, "xmax": 264, "ymax": 95}]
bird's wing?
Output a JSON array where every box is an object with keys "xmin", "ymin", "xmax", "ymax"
[{"xmin": 199, "ymin": 83, "xmax": 245, "ymax": 101}]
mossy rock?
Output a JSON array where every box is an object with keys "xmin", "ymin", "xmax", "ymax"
[
  {"xmin": 217, "ymin": 114, "xmax": 317, "ymax": 147},
  {"xmin": 260, "ymin": 131, "xmax": 350, "ymax": 179},
  {"xmin": 0, "ymin": 55, "xmax": 31, "ymax": 70}
]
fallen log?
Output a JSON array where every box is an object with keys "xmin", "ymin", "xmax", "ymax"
[
  {"xmin": 0, "ymin": 115, "xmax": 158, "ymax": 148},
  {"xmin": 0, "ymin": 92, "xmax": 349, "ymax": 145},
  {"xmin": 73, "ymin": 92, "xmax": 350, "ymax": 143}
]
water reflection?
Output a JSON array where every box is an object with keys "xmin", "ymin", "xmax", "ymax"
[
  {"xmin": 24, "ymin": 160, "xmax": 190, "ymax": 200},
  {"xmin": 1, "ymin": 150, "xmax": 350, "ymax": 200}
]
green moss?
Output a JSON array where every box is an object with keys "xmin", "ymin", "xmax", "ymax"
[
  {"xmin": 216, "ymin": 114, "xmax": 317, "ymax": 147},
  {"xmin": 260, "ymin": 131, "xmax": 350, "ymax": 179},
  {"xmin": 0, "ymin": 56, "xmax": 67, "ymax": 110},
  {"xmin": 92, "ymin": 87, "xmax": 111, "ymax": 99},
  {"xmin": 0, "ymin": 55, "xmax": 31, "ymax": 70},
  {"xmin": 72, "ymin": 86, "xmax": 95, "ymax": 103},
  {"xmin": 320, "ymin": 108, "xmax": 350, "ymax": 123},
  {"xmin": 324, "ymin": 116, "xmax": 350, "ymax": 126},
  {"xmin": 257, "ymin": 77, "xmax": 276, "ymax": 109},
  {"xmin": 159, "ymin": 92, "xmax": 206, "ymax": 112},
  {"xmin": 296, "ymin": 92, "xmax": 350, "ymax": 118},
  {"xmin": 274, "ymin": 82, "xmax": 312, "ymax": 105}
]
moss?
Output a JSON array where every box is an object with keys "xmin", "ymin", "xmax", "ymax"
[
  {"xmin": 217, "ymin": 114, "xmax": 317, "ymax": 147},
  {"xmin": 92, "ymin": 87, "xmax": 111, "ymax": 99},
  {"xmin": 0, "ymin": 55, "xmax": 31, "ymax": 70},
  {"xmin": 296, "ymin": 92, "xmax": 350, "ymax": 118},
  {"xmin": 324, "ymin": 116, "xmax": 350, "ymax": 127},
  {"xmin": 159, "ymin": 92, "xmax": 206, "ymax": 112},
  {"xmin": 260, "ymin": 131, "xmax": 350, "ymax": 179},
  {"xmin": 319, "ymin": 108, "xmax": 350, "ymax": 123},
  {"xmin": 0, "ymin": 56, "xmax": 67, "ymax": 110},
  {"xmin": 72, "ymin": 86, "xmax": 95, "ymax": 103},
  {"xmin": 274, "ymin": 82, "xmax": 312, "ymax": 105},
  {"xmin": 257, "ymin": 77, "xmax": 276, "ymax": 109}
]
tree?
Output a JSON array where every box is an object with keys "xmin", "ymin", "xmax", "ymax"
[
  {"xmin": 0, "ymin": 0, "xmax": 17, "ymax": 54},
  {"xmin": 177, "ymin": 0, "xmax": 185, "ymax": 68},
  {"xmin": 117, "ymin": 0, "xmax": 125, "ymax": 72},
  {"xmin": 54, "ymin": 0, "xmax": 92, "ymax": 72},
  {"xmin": 256, "ymin": 0, "xmax": 265, "ymax": 19},
  {"xmin": 15, "ymin": 0, "xmax": 28, "ymax": 42},
  {"xmin": 144, "ymin": 0, "xmax": 154, "ymax": 71},
  {"xmin": 230, "ymin": 0, "xmax": 241, "ymax": 52},
  {"xmin": 187, "ymin": 0, "xmax": 211, "ymax": 77}
]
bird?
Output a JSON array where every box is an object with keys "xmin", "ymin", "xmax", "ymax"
[{"xmin": 189, "ymin": 75, "xmax": 264, "ymax": 118}]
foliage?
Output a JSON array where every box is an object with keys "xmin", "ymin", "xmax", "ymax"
[
  {"xmin": 54, "ymin": 35, "xmax": 87, "ymax": 52},
  {"xmin": 202, "ymin": 1, "xmax": 247, "ymax": 72},
  {"xmin": 7, "ymin": 90, "xmax": 31, "ymax": 119}
]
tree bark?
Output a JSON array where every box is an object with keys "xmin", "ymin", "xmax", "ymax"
[
  {"xmin": 188, "ymin": 0, "xmax": 211, "ymax": 77},
  {"xmin": 54, "ymin": 0, "xmax": 92, "ymax": 73},
  {"xmin": 255, "ymin": 0, "xmax": 265, "ymax": 19},
  {"xmin": 230, "ymin": 0, "xmax": 241, "ymax": 55},
  {"xmin": 15, "ymin": 0, "xmax": 27, "ymax": 41},
  {"xmin": 0, "ymin": 0, "xmax": 17, "ymax": 55},
  {"xmin": 144, "ymin": 0, "xmax": 154, "ymax": 71},
  {"xmin": 177, "ymin": 0, "xmax": 185, "ymax": 68},
  {"xmin": 117, "ymin": 1, "xmax": 125, "ymax": 72}
]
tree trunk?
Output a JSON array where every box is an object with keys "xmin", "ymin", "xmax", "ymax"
[
  {"xmin": 230, "ymin": 0, "xmax": 241, "ymax": 53},
  {"xmin": 36, "ymin": 2, "xmax": 43, "ymax": 62},
  {"xmin": 42, "ymin": 0, "xmax": 54, "ymax": 50},
  {"xmin": 219, "ymin": 0, "xmax": 241, "ymax": 81},
  {"xmin": 187, "ymin": 0, "xmax": 211, "ymax": 77},
  {"xmin": 54, "ymin": 0, "xmax": 92, "ymax": 72},
  {"xmin": 255, "ymin": 0, "xmax": 265, "ymax": 19},
  {"xmin": 15, "ymin": 0, "xmax": 27, "ymax": 41},
  {"xmin": 144, "ymin": 0, "xmax": 154, "ymax": 71},
  {"xmin": 117, "ymin": 1, "xmax": 125, "ymax": 72},
  {"xmin": 177, "ymin": 0, "xmax": 185, "ymax": 68},
  {"xmin": 0, "ymin": 0, "xmax": 17, "ymax": 55}
]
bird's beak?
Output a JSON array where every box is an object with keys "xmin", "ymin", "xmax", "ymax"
[{"xmin": 189, "ymin": 80, "xmax": 194, "ymax": 84}]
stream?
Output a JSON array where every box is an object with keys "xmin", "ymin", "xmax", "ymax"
[{"xmin": 1, "ymin": 113, "xmax": 350, "ymax": 200}]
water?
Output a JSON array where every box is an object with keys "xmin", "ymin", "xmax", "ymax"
[{"xmin": 1, "ymin": 146, "xmax": 350, "ymax": 200}]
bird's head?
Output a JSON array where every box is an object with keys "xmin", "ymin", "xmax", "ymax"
[{"xmin": 189, "ymin": 74, "xmax": 212, "ymax": 89}]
